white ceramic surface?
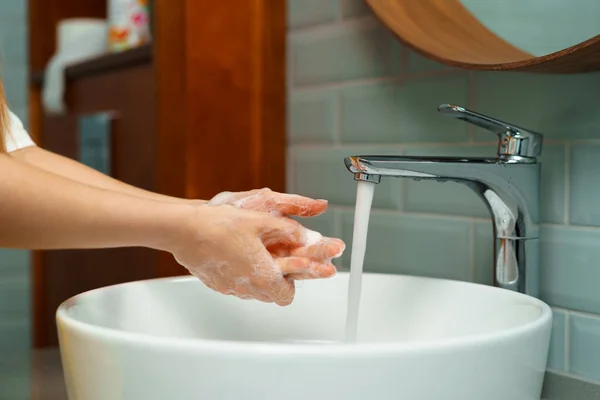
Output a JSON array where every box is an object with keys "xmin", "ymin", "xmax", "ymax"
[{"xmin": 56, "ymin": 272, "xmax": 552, "ymax": 400}]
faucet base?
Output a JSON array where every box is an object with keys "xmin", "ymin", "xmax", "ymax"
[{"xmin": 494, "ymin": 236, "xmax": 540, "ymax": 297}]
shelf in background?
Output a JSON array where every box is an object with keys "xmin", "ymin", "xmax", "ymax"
[{"xmin": 30, "ymin": 44, "xmax": 153, "ymax": 85}]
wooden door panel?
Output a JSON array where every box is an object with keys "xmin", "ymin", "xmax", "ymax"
[
  {"xmin": 35, "ymin": 63, "xmax": 160, "ymax": 347},
  {"xmin": 29, "ymin": 0, "xmax": 287, "ymax": 347}
]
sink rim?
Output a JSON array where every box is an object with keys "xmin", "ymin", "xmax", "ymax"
[{"xmin": 56, "ymin": 272, "xmax": 552, "ymax": 356}]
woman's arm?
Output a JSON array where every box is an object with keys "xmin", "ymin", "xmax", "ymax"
[
  {"xmin": 9, "ymin": 146, "xmax": 205, "ymax": 205},
  {"xmin": 0, "ymin": 152, "xmax": 191, "ymax": 250},
  {"xmin": 0, "ymin": 152, "xmax": 341, "ymax": 305}
]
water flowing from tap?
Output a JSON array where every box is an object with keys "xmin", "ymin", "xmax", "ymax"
[{"xmin": 345, "ymin": 181, "xmax": 376, "ymax": 342}]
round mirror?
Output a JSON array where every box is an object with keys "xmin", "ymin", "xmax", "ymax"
[
  {"xmin": 366, "ymin": 0, "xmax": 600, "ymax": 73},
  {"xmin": 460, "ymin": 0, "xmax": 600, "ymax": 57}
]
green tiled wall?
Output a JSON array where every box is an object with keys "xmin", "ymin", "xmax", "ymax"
[
  {"xmin": 287, "ymin": 0, "xmax": 600, "ymax": 390},
  {"xmin": 0, "ymin": 1, "xmax": 31, "ymax": 399}
]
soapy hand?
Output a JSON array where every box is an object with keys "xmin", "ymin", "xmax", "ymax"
[
  {"xmin": 172, "ymin": 204, "xmax": 344, "ymax": 306},
  {"xmin": 207, "ymin": 188, "xmax": 343, "ymax": 280},
  {"xmin": 207, "ymin": 188, "xmax": 328, "ymax": 218}
]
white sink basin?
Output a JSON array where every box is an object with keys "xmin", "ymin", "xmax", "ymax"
[{"xmin": 56, "ymin": 272, "xmax": 552, "ymax": 400}]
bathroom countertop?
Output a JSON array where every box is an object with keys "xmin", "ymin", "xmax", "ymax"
[{"xmin": 542, "ymin": 371, "xmax": 600, "ymax": 400}]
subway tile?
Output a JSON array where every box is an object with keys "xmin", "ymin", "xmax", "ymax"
[
  {"xmin": 0, "ymin": 349, "xmax": 31, "ymax": 371},
  {"xmin": 570, "ymin": 145, "xmax": 600, "ymax": 226},
  {"xmin": 407, "ymin": 50, "xmax": 454, "ymax": 73},
  {"xmin": 540, "ymin": 226, "xmax": 600, "ymax": 315},
  {"xmin": 473, "ymin": 72, "xmax": 600, "ymax": 141},
  {"xmin": 0, "ymin": 319, "xmax": 30, "ymax": 357},
  {"xmin": 0, "ymin": 249, "xmax": 30, "ymax": 275},
  {"xmin": 291, "ymin": 147, "xmax": 403, "ymax": 209},
  {"xmin": 340, "ymin": 211, "xmax": 471, "ymax": 280},
  {"xmin": 0, "ymin": 348, "xmax": 30, "ymax": 400},
  {"xmin": 547, "ymin": 309, "xmax": 567, "ymax": 372},
  {"xmin": 0, "ymin": 22, "xmax": 27, "ymax": 67},
  {"xmin": 340, "ymin": 0, "xmax": 372, "ymax": 18},
  {"xmin": 292, "ymin": 21, "xmax": 401, "ymax": 86},
  {"xmin": 403, "ymin": 145, "xmax": 493, "ymax": 218},
  {"xmin": 570, "ymin": 313, "xmax": 600, "ymax": 381},
  {"xmin": 473, "ymin": 220, "xmax": 494, "ymax": 286},
  {"xmin": 0, "ymin": 0, "xmax": 27, "ymax": 19},
  {"xmin": 539, "ymin": 145, "xmax": 566, "ymax": 224},
  {"xmin": 0, "ymin": 274, "xmax": 30, "ymax": 320},
  {"xmin": 341, "ymin": 74, "xmax": 470, "ymax": 143},
  {"xmin": 286, "ymin": 37, "xmax": 294, "ymax": 89},
  {"xmin": 2, "ymin": 68, "xmax": 27, "ymax": 110},
  {"xmin": 0, "ymin": 250, "xmax": 30, "ymax": 322},
  {"xmin": 287, "ymin": 90, "xmax": 338, "ymax": 144},
  {"xmin": 0, "ymin": 365, "xmax": 31, "ymax": 400},
  {"xmin": 287, "ymin": 0, "xmax": 339, "ymax": 30},
  {"xmin": 286, "ymin": 148, "xmax": 295, "ymax": 194}
]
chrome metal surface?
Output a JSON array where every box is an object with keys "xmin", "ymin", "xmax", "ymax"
[
  {"xmin": 353, "ymin": 172, "xmax": 381, "ymax": 184},
  {"xmin": 438, "ymin": 104, "xmax": 543, "ymax": 160},
  {"xmin": 344, "ymin": 105, "xmax": 543, "ymax": 296}
]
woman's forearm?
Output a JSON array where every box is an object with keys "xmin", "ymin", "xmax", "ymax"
[
  {"xmin": 0, "ymin": 153, "xmax": 192, "ymax": 251},
  {"xmin": 10, "ymin": 146, "xmax": 207, "ymax": 205}
]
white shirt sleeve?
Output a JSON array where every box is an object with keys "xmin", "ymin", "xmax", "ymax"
[{"xmin": 4, "ymin": 110, "xmax": 36, "ymax": 152}]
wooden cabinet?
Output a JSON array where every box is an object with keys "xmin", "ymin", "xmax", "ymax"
[
  {"xmin": 28, "ymin": 0, "xmax": 286, "ymax": 347},
  {"xmin": 33, "ymin": 48, "xmax": 159, "ymax": 346}
]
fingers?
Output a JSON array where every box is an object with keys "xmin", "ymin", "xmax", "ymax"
[
  {"xmin": 277, "ymin": 256, "xmax": 337, "ymax": 280},
  {"xmin": 209, "ymin": 188, "xmax": 329, "ymax": 218},
  {"xmin": 237, "ymin": 189, "xmax": 328, "ymax": 218},
  {"xmin": 265, "ymin": 231, "xmax": 345, "ymax": 282},
  {"xmin": 267, "ymin": 243, "xmax": 289, "ymax": 258},
  {"xmin": 258, "ymin": 217, "xmax": 307, "ymax": 247},
  {"xmin": 242, "ymin": 248, "xmax": 296, "ymax": 306},
  {"xmin": 271, "ymin": 194, "xmax": 328, "ymax": 217},
  {"xmin": 256, "ymin": 263, "xmax": 296, "ymax": 306},
  {"xmin": 286, "ymin": 263, "xmax": 337, "ymax": 280},
  {"xmin": 259, "ymin": 215, "xmax": 345, "ymax": 254},
  {"xmin": 273, "ymin": 278, "xmax": 295, "ymax": 306},
  {"xmin": 276, "ymin": 256, "xmax": 312, "ymax": 274},
  {"xmin": 214, "ymin": 273, "xmax": 276, "ymax": 304},
  {"xmin": 286, "ymin": 262, "xmax": 337, "ymax": 281},
  {"xmin": 291, "ymin": 237, "xmax": 345, "ymax": 261}
]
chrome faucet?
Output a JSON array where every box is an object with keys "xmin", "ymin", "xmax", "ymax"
[{"xmin": 344, "ymin": 104, "xmax": 543, "ymax": 297}]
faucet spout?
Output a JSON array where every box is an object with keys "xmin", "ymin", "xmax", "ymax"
[
  {"xmin": 345, "ymin": 154, "xmax": 541, "ymax": 296},
  {"xmin": 343, "ymin": 105, "xmax": 545, "ymax": 296}
]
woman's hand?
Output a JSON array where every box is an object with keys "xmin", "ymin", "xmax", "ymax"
[
  {"xmin": 207, "ymin": 188, "xmax": 328, "ymax": 218},
  {"xmin": 207, "ymin": 188, "xmax": 345, "ymax": 280},
  {"xmin": 169, "ymin": 204, "xmax": 344, "ymax": 306}
]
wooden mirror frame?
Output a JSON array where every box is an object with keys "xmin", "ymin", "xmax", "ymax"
[{"xmin": 367, "ymin": 0, "xmax": 600, "ymax": 73}]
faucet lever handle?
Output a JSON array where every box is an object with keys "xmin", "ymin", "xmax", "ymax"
[{"xmin": 438, "ymin": 104, "xmax": 543, "ymax": 160}]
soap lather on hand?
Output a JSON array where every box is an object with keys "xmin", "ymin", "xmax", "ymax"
[{"xmin": 177, "ymin": 188, "xmax": 345, "ymax": 306}]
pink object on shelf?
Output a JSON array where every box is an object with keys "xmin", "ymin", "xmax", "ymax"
[{"xmin": 108, "ymin": 0, "xmax": 151, "ymax": 52}]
